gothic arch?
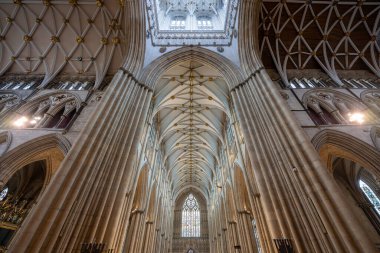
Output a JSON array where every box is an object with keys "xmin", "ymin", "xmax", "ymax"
[
  {"xmin": 0, "ymin": 133, "xmax": 71, "ymax": 189},
  {"xmin": 312, "ymin": 129, "xmax": 380, "ymax": 240},
  {"xmin": 174, "ymin": 185, "xmax": 209, "ymax": 204},
  {"xmin": 175, "ymin": 190, "xmax": 207, "ymax": 211},
  {"xmin": 312, "ymin": 129, "xmax": 380, "ymax": 177},
  {"xmin": 139, "ymin": 47, "xmax": 245, "ymax": 89},
  {"xmin": 16, "ymin": 91, "xmax": 81, "ymax": 115},
  {"xmin": 303, "ymin": 89, "xmax": 365, "ymax": 112},
  {"xmin": 302, "ymin": 89, "xmax": 371, "ymax": 124},
  {"xmin": 7, "ymin": 91, "xmax": 82, "ymax": 129},
  {"xmin": 238, "ymin": 0, "xmax": 263, "ymax": 74}
]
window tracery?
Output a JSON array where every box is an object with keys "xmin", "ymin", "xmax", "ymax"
[
  {"xmin": 304, "ymin": 90, "xmax": 372, "ymax": 125},
  {"xmin": 0, "ymin": 93, "xmax": 20, "ymax": 115},
  {"xmin": 182, "ymin": 194, "xmax": 201, "ymax": 237},
  {"xmin": 12, "ymin": 93, "xmax": 79, "ymax": 129}
]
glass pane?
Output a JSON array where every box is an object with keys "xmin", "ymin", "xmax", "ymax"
[
  {"xmin": 181, "ymin": 193, "xmax": 200, "ymax": 237},
  {"xmin": 360, "ymin": 180, "xmax": 380, "ymax": 216},
  {"xmin": 0, "ymin": 187, "xmax": 8, "ymax": 201}
]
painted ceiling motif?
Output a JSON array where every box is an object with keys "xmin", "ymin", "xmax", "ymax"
[
  {"xmin": 153, "ymin": 61, "xmax": 229, "ymax": 197},
  {"xmin": 0, "ymin": 1, "xmax": 126, "ymax": 88},
  {"xmin": 146, "ymin": 0, "xmax": 239, "ymax": 46}
]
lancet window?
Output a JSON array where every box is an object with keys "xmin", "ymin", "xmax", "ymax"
[
  {"xmin": 304, "ymin": 91, "xmax": 372, "ymax": 125},
  {"xmin": 360, "ymin": 180, "xmax": 380, "ymax": 216},
  {"xmin": 0, "ymin": 187, "xmax": 8, "ymax": 201},
  {"xmin": 285, "ymin": 78, "xmax": 380, "ymax": 89},
  {"xmin": 252, "ymin": 219, "xmax": 262, "ymax": 253},
  {"xmin": 197, "ymin": 18, "xmax": 212, "ymax": 30},
  {"xmin": 0, "ymin": 77, "xmax": 42, "ymax": 90},
  {"xmin": 48, "ymin": 78, "xmax": 95, "ymax": 90},
  {"xmin": 182, "ymin": 194, "xmax": 201, "ymax": 237},
  {"xmin": 170, "ymin": 17, "xmax": 186, "ymax": 30}
]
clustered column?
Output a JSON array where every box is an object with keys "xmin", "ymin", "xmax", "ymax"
[
  {"xmin": 8, "ymin": 69, "xmax": 153, "ymax": 253},
  {"xmin": 230, "ymin": 69, "xmax": 377, "ymax": 253}
]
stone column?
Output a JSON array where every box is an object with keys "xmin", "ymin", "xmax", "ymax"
[
  {"xmin": 124, "ymin": 209, "xmax": 145, "ymax": 252},
  {"xmin": 35, "ymin": 113, "xmax": 53, "ymax": 128},
  {"xmin": 227, "ymin": 221, "xmax": 240, "ymax": 252},
  {"xmin": 8, "ymin": 70, "xmax": 153, "ymax": 253},
  {"xmin": 141, "ymin": 220, "xmax": 154, "ymax": 252},
  {"xmin": 230, "ymin": 69, "xmax": 377, "ymax": 252},
  {"xmin": 221, "ymin": 228, "xmax": 229, "ymax": 253},
  {"xmin": 237, "ymin": 210, "xmax": 256, "ymax": 253}
]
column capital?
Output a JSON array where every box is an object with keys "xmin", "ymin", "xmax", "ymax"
[
  {"xmin": 119, "ymin": 67, "xmax": 153, "ymax": 92},
  {"xmin": 230, "ymin": 67, "xmax": 265, "ymax": 92}
]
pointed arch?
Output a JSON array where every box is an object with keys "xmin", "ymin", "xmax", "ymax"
[{"xmin": 181, "ymin": 193, "xmax": 201, "ymax": 237}]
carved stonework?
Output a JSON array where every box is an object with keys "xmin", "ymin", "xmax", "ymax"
[
  {"xmin": 279, "ymin": 91, "xmax": 289, "ymax": 100},
  {"xmin": 50, "ymin": 94, "xmax": 71, "ymax": 106},
  {"xmin": 63, "ymin": 100, "xmax": 77, "ymax": 115},
  {"xmin": 89, "ymin": 92, "xmax": 103, "ymax": 104},
  {"xmin": 363, "ymin": 92, "xmax": 380, "ymax": 115},
  {"xmin": 0, "ymin": 93, "xmax": 20, "ymax": 113}
]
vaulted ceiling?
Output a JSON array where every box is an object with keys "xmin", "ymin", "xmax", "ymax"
[
  {"xmin": 153, "ymin": 61, "xmax": 229, "ymax": 198},
  {"xmin": 0, "ymin": 0, "xmax": 125, "ymax": 87},
  {"xmin": 259, "ymin": 0, "xmax": 380, "ymax": 82}
]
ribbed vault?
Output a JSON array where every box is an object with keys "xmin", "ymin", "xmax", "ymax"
[{"xmin": 153, "ymin": 60, "xmax": 229, "ymax": 199}]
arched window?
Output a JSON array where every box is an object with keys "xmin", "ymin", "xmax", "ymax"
[
  {"xmin": 182, "ymin": 193, "xmax": 200, "ymax": 237},
  {"xmin": 187, "ymin": 249, "xmax": 195, "ymax": 253},
  {"xmin": 252, "ymin": 219, "xmax": 262, "ymax": 253},
  {"xmin": 359, "ymin": 180, "xmax": 380, "ymax": 216},
  {"xmin": 0, "ymin": 187, "xmax": 8, "ymax": 201}
]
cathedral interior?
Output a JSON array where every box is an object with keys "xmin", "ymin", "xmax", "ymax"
[{"xmin": 0, "ymin": 0, "xmax": 380, "ymax": 252}]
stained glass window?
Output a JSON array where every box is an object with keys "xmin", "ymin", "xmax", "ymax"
[
  {"xmin": 359, "ymin": 180, "xmax": 380, "ymax": 215},
  {"xmin": 0, "ymin": 187, "xmax": 8, "ymax": 201},
  {"xmin": 182, "ymin": 193, "xmax": 200, "ymax": 237}
]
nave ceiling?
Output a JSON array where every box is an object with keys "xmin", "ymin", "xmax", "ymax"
[{"xmin": 152, "ymin": 60, "xmax": 230, "ymax": 199}]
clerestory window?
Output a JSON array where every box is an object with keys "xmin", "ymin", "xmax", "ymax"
[
  {"xmin": 197, "ymin": 18, "xmax": 212, "ymax": 30},
  {"xmin": 170, "ymin": 17, "xmax": 186, "ymax": 30}
]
